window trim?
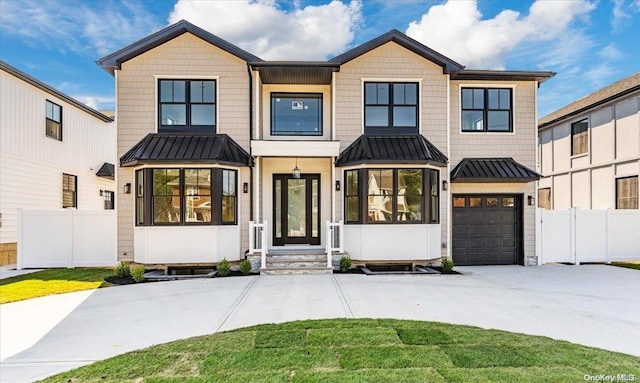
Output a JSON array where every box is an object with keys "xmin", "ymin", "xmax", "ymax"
[
  {"xmin": 270, "ymin": 92, "xmax": 323, "ymax": 136},
  {"xmin": 62, "ymin": 173, "xmax": 77, "ymax": 208},
  {"xmin": 570, "ymin": 119, "xmax": 589, "ymax": 157},
  {"xmin": 46, "ymin": 100, "xmax": 62, "ymax": 141},
  {"xmin": 458, "ymin": 84, "xmax": 516, "ymax": 134},
  {"xmin": 362, "ymin": 80, "xmax": 421, "ymax": 135},
  {"xmin": 616, "ymin": 176, "xmax": 638, "ymax": 210},
  {"xmin": 156, "ymin": 76, "xmax": 219, "ymax": 133}
]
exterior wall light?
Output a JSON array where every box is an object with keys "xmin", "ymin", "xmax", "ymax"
[
  {"xmin": 243, "ymin": 182, "xmax": 249, "ymax": 193},
  {"xmin": 528, "ymin": 195, "xmax": 535, "ymax": 206},
  {"xmin": 442, "ymin": 180, "xmax": 448, "ymax": 191},
  {"xmin": 292, "ymin": 158, "xmax": 301, "ymax": 179},
  {"xmin": 124, "ymin": 183, "xmax": 131, "ymax": 194},
  {"xmin": 99, "ymin": 189, "xmax": 104, "ymax": 196},
  {"xmin": 335, "ymin": 180, "xmax": 341, "ymax": 191}
]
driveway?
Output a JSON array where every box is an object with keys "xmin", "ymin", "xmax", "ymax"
[{"xmin": 1, "ymin": 264, "xmax": 639, "ymax": 382}]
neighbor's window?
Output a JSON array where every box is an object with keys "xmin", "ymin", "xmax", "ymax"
[
  {"xmin": 103, "ymin": 191, "xmax": 115, "ymax": 210},
  {"xmin": 364, "ymin": 82, "xmax": 418, "ymax": 134},
  {"xmin": 571, "ymin": 119, "xmax": 588, "ymax": 156},
  {"xmin": 345, "ymin": 168, "xmax": 438, "ymax": 224},
  {"xmin": 46, "ymin": 100, "xmax": 62, "ymax": 140},
  {"xmin": 538, "ymin": 188, "xmax": 551, "ymax": 210},
  {"xmin": 136, "ymin": 168, "xmax": 237, "ymax": 226},
  {"xmin": 159, "ymin": 80, "xmax": 216, "ymax": 132},
  {"xmin": 461, "ymin": 88, "xmax": 512, "ymax": 132},
  {"xmin": 271, "ymin": 93, "xmax": 322, "ymax": 136},
  {"xmin": 62, "ymin": 173, "xmax": 77, "ymax": 208},
  {"xmin": 616, "ymin": 176, "xmax": 638, "ymax": 209}
]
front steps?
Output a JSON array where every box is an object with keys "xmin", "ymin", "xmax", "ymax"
[{"xmin": 260, "ymin": 249, "xmax": 335, "ymax": 275}]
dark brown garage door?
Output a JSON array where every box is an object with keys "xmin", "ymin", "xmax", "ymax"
[{"xmin": 452, "ymin": 195, "xmax": 523, "ymax": 266}]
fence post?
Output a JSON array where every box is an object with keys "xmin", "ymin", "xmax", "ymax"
[
  {"xmin": 261, "ymin": 220, "xmax": 267, "ymax": 269},
  {"xmin": 249, "ymin": 221, "xmax": 255, "ymax": 254},
  {"xmin": 604, "ymin": 210, "xmax": 610, "ymax": 264},
  {"xmin": 536, "ymin": 208, "xmax": 543, "ymax": 265},
  {"xmin": 571, "ymin": 208, "xmax": 578, "ymax": 265},
  {"xmin": 17, "ymin": 209, "xmax": 23, "ymax": 270}
]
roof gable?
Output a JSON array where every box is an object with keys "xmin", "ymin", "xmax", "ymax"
[
  {"xmin": 97, "ymin": 20, "xmax": 263, "ymax": 75},
  {"xmin": 329, "ymin": 30, "xmax": 464, "ymax": 74}
]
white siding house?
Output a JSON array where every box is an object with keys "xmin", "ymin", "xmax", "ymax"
[{"xmin": 0, "ymin": 61, "xmax": 115, "ymax": 265}]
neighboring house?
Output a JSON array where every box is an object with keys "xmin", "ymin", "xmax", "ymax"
[
  {"xmin": 0, "ymin": 61, "xmax": 115, "ymax": 265},
  {"xmin": 538, "ymin": 73, "xmax": 640, "ymax": 210},
  {"xmin": 97, "ymin": 20, "xmax": 552, "ymax": 269}
]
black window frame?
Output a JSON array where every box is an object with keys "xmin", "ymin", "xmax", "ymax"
[
  {"xmin": 103, "ymin": 190, "xmax": 115, "ymax": 210},
  {"xmin": 46, "ymin": 100, "xmax": 62, "ymax": 141},
  {"xmin": 135, "ymin": 167, "xmax": 237, "ymax": 226},
  {"xmin": 62, "ymin": 173, "xmax": 77, "ymax": 208},
  {"xmin": 343, "ymin": 168, "xmax": 439, "ymax": 224},
  {"xmin": 364, "ymin": 82, "xmax": 419, "ymax": 134},
  {"xmin": 158, "ymin": 79, "xmax": 217, "ymax": 133},
  {"xmin": 461, "ymin": 87, "xmax": 513, "ymax": 132},
  {"xmin": 270, "ymin": 92, "xmax": 323, "ymax": 136},
  {"xmin": 571, "ymin": 119, "xmax": 588, "ymax": 156},
  {"xmin": 616, "ymin": 176, "xmax": 638, "ymax": 210}
]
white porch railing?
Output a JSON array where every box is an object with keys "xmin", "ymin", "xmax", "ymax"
[
  {"xmin": 249, "ymin": 220, "xmax": 268, "ymax": 269},
  {"xmin": 325, "ymin": 220, "xmax": 344, "ymax": 267}
]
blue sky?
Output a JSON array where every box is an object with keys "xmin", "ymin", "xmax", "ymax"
[{"xmin": 1, "ymin": 0, "xmax": 639, "ymax": 118}]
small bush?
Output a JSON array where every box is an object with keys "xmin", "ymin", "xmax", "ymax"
[
  {"xmin": 131, "ymin": 266, "xmax": 146, "ymax": 283},
  {"xmin": 239, "ymin": 259, "xmax": 253, "ymax": 275},
  {"xmin": 339, "ymin": 255, "xmax": 352, "ymax": 272},
  {"xmin": 441, "ymin": 257, "xmax": 454, "ymax": 273},
  {"xmin": 115, "ymin": 262, "xmax": 131, "ymax": 278},
  {"xmin": 217, "ymin": 258, "xmax": 231, "ymax": 277}
]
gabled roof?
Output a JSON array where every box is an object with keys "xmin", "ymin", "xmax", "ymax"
[
  {"xmin": 0, "ymin": 61, "xmax": 113, "ymax": 123},
  {"xmin": 329, "ymin": 29, "xmax": 464, "ymax": 73},
  {"xmin": 96, "ymin": 162, "xmax": 115, "ymax": 179},
  {"xmin": 335, "ymin": 135, "xmax": 448, "ymax": 167},
  {"xmin": 120, "ymin": 134, "xmax": 253, "ymax": 167},
  {"xmin": 450, "ymin": 158, "xmax": 540, "ymax": 183},
  {"xmin": 539, "ymin": 72, "xmax": 640, "ymax": 129},
  {"xmin": 97, "ymin": 20, "xmax": 263, "ymax": 75}
]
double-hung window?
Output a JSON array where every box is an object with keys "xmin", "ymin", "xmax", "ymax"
[
  {"xmin": 46, "ymin": 100, "xmax": 62, "ymax": 140},
  {"xmin": 62, "ymin": 173, "xmax": 77, "ymax": 208},
  {"xmin": 461, "ymin": 88, "xmax": 512, "ymax": 132},
  {"xmin": 364, "ymin": 82, "xmax": 418, "ymax": 134},
  {"xmin": 571, "ymin": 119, "xmax": 588, "ymax": 156},
  {"xmin": 159, "ymin": 80, "xmax": 216, "ymax": 132}
]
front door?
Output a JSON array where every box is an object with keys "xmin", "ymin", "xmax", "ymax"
[{"xmin": 273, "ymin": 174, "xmax": 320, "ymax": 245}]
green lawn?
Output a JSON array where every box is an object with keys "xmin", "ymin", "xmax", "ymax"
[
  {"xmin": 0, "ymin": 268, "xmax": 114, "ymax": 304},
  {"xmin": 40, "ymin": 319, "xmax": 640, "ymax": 383},
  {"xmin": 612, "ymin": 262, "xmax": 640, "ymax": 271}
]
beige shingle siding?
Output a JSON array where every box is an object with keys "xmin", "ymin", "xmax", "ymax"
[{"xmin": 115, "ymin": 32, "xmax": 250, "ymax": 261}]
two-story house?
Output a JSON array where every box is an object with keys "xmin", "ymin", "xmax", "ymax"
[
  {"xmin": 538, "ymin": 73, "xmax": 640, "ymax": 210},
  {"xmin": 98, "ymin": 20, "xmax": 552, "ymax": 272},
  {"xmin": 0, "ymin": 61, "xmax": 115, "ymax": 265}
]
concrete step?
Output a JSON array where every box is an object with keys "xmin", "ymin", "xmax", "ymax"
[
  {"xmin": 260, "ymin": 266, "xmax": 334, "ymax": 275},
  {"xmin": 266, "ymin": 254, "xmax": 327, "ymax": 262},
  {"xmin": 266, "ymin": 260, "xmax": 329, "ymax": 268}
]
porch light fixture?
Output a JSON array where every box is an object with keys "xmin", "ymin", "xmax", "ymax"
[
  {"xmin": 442, "ymin": 180, "xmax": 448, "ymax": 191},
  {"xmin": 99, "ymin": 189, "xmax": 104, "ymax": 197},
  {"xmin": 292, "ymin": 158, "xmax": 301, "ymax": 179},
  {"xmin": 335, "ymin": 180, "xmax": 341, "ymax": 191},
  {"xmin": 528, "ymin": 195, "xmax": 535, "ymax": 206},
  {"xmin": 124, "ymin": 183, "xmax": 131, "ymax": 194},
  {"xmin": 243, "ymin": 182, "xmax": 249, "ymax": 193}
]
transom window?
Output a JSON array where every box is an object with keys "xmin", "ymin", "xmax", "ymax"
[
  {"xmin": 461, "ymin": 88, "xmax": 512, "ymax": 132},
  {"xmin": 571, "ymin": 119, "xmax": 588, "ymax": 156},
  {"xmin": 159, "ymin": 80, "xmax": 216, "ymax": 133},
  {"xmin": 616, "ymin": 176, "xmax": 638, "ymax": 209},
  {"xmin": 344, "ymin": 168, "xmax": 439, "ymax": 224},
  {"xmin": 135, "ymin": 167, "xmax": 236, "ymax": 225},
  {"xmin": 46, "ymin": 100, "xmax": 62, "ymax": 140},
  {"xmin": 271, "ymin": 93, "xmax": 322, "ymax": 136},
  {"xmin": 62, "ymin": 173, "xmax": 77, "ymax": 208},
  {"xmin": 364, "ymin": 82, "xmax": 418, "ymax": 134}
]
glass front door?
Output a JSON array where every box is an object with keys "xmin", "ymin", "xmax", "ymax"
[{"xmin": 273, "ymin": 174, "xmax": 320, "ymax": 245}]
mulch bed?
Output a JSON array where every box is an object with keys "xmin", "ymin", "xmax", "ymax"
[{"xmin": 104, "ymin": 275, "xmax": 137, "ymax": 285}]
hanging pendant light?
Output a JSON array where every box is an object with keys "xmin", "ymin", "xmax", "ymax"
[{"xmin": 292, "ymin": 158, "xmax": 301, "ymax": 179}]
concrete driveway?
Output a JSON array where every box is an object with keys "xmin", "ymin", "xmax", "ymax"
[{"xmin": 1, "ymin": 264, "xmax": 639, "ymax": 382}]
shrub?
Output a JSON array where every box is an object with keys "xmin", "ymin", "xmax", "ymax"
[
  {"xmin": 115, "ymin": 262, "xmax": 131, "ymax": 278},
  {"xmin": 131, "ymin": 266, "xmax": 146, "ymax": 283},
  {"xmin": 339, "ymin": 255, "xmax": 352, "ymax": 272},
  {"xmin": 217, "ymin": 258, "xmax": 231, "ymax": 277},
  {"xmin": 441, "ymin": 256, "xmax": 454, "ymax": 273},
  {"xmin": 239, "ymin": 259, "xmax": 252, "ymax": 275}
]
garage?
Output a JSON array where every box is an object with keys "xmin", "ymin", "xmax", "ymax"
[{"xmin": 452, "ymin": 194, "xmax": 523, "ymax": 266}]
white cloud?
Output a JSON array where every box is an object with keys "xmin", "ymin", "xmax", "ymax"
[
  {"xmin": 168, "ymin": 0, "xmax": 363, "ymax": 60},
  {"xmin": 72, "ymin": 94, "xmax": 116, "ymax": 111},
  {"xmin": 405, "ymin": 0, "xmax": 595, "ymax": 69},
  {"xmin": 598, "ymin": 44, "xmax": 624, "ymax": 60},
  {"xmin": 0, "ymin": 0, "xmax": 161, "ymax": 56}
]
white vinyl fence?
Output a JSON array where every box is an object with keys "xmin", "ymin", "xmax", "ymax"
[
  {"xmin": 537, "ymin": 208, "xmax": 640, "ymax": 265},
  {"xmin": 18, "ymin": 209, "xmax": 117, "ymax": 269}
]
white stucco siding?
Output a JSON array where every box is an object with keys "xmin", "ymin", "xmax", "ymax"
[{"xmin": 0, "ymin": 69, "xmax": 115, "ymax": 245}]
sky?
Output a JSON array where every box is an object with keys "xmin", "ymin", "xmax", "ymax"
[{"xmin": 1, "ymin": 0, "xmax": 639, "ymax": 118}]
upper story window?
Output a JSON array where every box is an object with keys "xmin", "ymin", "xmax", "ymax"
[
  {"xmin": 46, "ymin": 100, "xmax": 62, "ymax": 140},
  {"xmin": 616, "ymin": 176, "xmax": 638, "ymax": 209},
  {"xmin": 271, "ymin": 93, "xmax": 322, "ymax": 136},
  {"xmin": 461, "ymin": 88, "xmax": 512, "ymax": 132},
  {"xmin": 571, "ymin": 119, "xmax": 588, "ymax": 156},
  {"xmin": 159, "ymin": 80, "xmax": 216, "ymax": 133},
  {"xmin": 364, "ymin": 82, "xmax": 418, "ymax": 134},
  {"xmin": 62, "ymin": 173, "xmax": 77, "ymax": 208}
]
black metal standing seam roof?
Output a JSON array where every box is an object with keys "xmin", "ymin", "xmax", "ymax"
[
  {"xmin": 120, "ymin": 134, "xmax": 253, "ymax": 167},
  {"xmin": 450, "ymin": 158, "xmax": 540, "ymax": 183},
  {"xmin": 96, "ymin": 163, "xmax": 115, "ymax": 179},
  {"xmin": 335, "ymin": 135, "xmax": 448, "ymax": 167}
]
